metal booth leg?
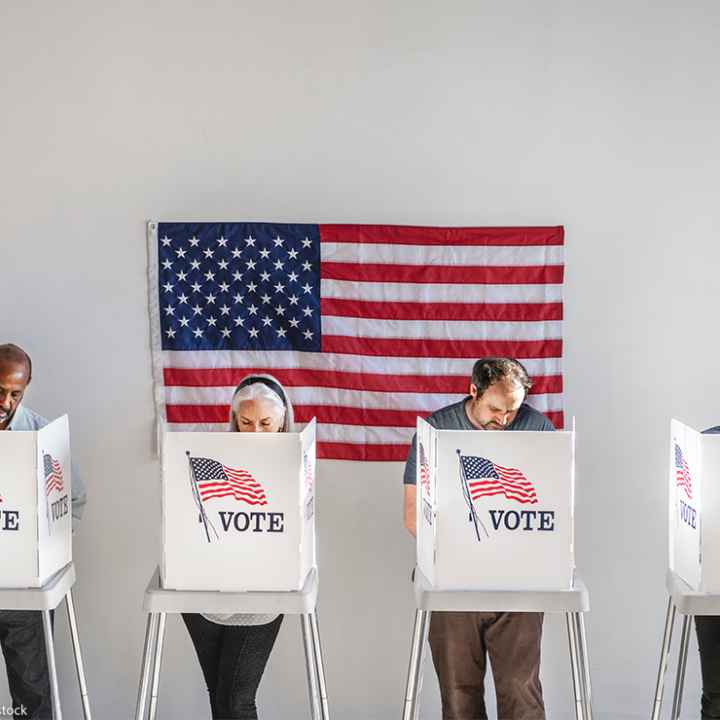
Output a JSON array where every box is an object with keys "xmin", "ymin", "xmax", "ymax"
[
  {"xmin": 651, "ymin": 597, "xmax": 677, "ymax": 720},
  {"xmin": 42, "ymin": 609, "xmax": 63, "ymax": 720},
  {"xmin": 402, "ymin": 610, "xmax": 430, "ymax": 720},
  {"xmin": 566, "ymin": 612, "xmax": 584, "ymax": 720},
  {"xmin": 148, "ymin": 612, "xmax": 167, "ymax": 720},
  {"xmin": 65, "ymin": 589, "xmax": 93, "ymax": 720},
  {"xmin": 670, "ymin": 614, "xmax": 692, "ymax": 720},
  {"xmin": 301, "ymin": 614, "xmax": 322, "ymax": 720},
  {"xmin": 135, "ymin": 613, "xmax": 160, "ymax": 720},
  {"xmin": 309, "ymin": 612, "xmax": 330, "ymax": 720},
  {"xmin": 575, "ymin": 613, "xmax": 593, "ymax": 720}
]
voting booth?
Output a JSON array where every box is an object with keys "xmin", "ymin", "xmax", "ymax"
[
  {"xmin": 416, "ymin": 418, "xmax": 575, "ymax": 591},
  {"xmin": 669, "ymin": 418, "xmax": 720, "ymax": 592},
  {"xmin": 0, "ymin": 415, "xmax": 72, "ymax": 588},
  {"xmin": 161, "ymin": 419, "xmax": 317, "ymax": 592}
]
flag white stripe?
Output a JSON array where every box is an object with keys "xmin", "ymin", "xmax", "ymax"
[
  {"xmin": 321, "ymin": 242, "xmax": 564, "ymax": 267},
  {"xmin": 322, "ymin": 316, "xmax": 562, "ymax": 341},
  {"xmin": 161, "ymin": 350, "xmax": 563, "ymax": 377},
  {"xmin": 321, "ymin": 280, "xmax": 563, "ymax": 304},
  {"xmin": 165, "ymin": 385, "xmax": 564, "ymax": 413}
]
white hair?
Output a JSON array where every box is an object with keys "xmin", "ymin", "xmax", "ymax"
[{"xmin": 228, "ymin": 374, "xmax": 294, "ymax": 432}]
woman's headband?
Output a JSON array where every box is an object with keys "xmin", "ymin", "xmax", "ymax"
[{"xmin": 235, "ymin": 375, "xmax": 287, "ymax": 407}]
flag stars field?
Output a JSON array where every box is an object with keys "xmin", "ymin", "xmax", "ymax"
[{"xmin": 158, "ymin": 224, "xmax": 319, "ymax": 350}]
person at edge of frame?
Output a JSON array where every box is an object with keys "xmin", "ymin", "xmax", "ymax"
[
  {"xmin": 695, "ymin": 425, "xmax": 720, "ymax": 719},
  {"xmin": 181, "ymin": 373, "xmax": 294, "ymax": 720},
  {"xmin": 0, "ymin": 343, "xmax": 88, "ymax": 720},
  {"xmin": 403, "ymin": 357, "xmax": 555, "ymax": 720}
]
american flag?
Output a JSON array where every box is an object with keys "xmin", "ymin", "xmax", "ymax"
[
  {"xmin": 419, "ymin": 442, "xmax": 431, "ymax": 497},
  {"xmin": 189, "ymin": 456, "xmax": 268, "ymax": 505},
  {"xmin": 150, "ymin": 223, "xmax": 564, "ymax": 461},
  {"xmin": 674, "ymin": 442, "xmax": 693, "ymax": 499},
  {"xmin": 459, "ymin": 454, "xmax": 538, "ymax": 504},
  {"xmin": 43, "ymin": 453, "xmax": 65, "ymax": 496}
]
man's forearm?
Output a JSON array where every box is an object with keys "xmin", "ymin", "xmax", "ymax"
[{"xmin": 404, "ymin": 484, "xmax": 417, "ymax": 538}]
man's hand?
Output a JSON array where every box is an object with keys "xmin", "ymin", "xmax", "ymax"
[{"xmin": 404, "ymin": 484, "xmax": 417, "ymax": 537}]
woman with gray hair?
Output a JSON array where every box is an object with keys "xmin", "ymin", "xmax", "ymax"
[{"xmin": 182, "ymin": 373, "xmax": 294, "ymax": 720}]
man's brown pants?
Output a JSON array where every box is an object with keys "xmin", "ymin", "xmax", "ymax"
[{"xmin": 428, "ymin": 610, "xmax": 545, "ymax": 720}]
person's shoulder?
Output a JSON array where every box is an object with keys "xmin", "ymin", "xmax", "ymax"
[
  {"xmin": 703, "ymin": 426, "xmax": 720, "ymax": 434},
  {"xmin": 426, "ymin": 399, "xmax": 470, "ymax": 430},
  {"xmin": 12, "ymin": 406, "xmax": 50, "ymax": 431},
  {"xmin": 513, "ymin": 403, "xmax": 555, "ymax": 431}
]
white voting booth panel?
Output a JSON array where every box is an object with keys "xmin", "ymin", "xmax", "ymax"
[
  {"xmin": 162, "ymin": 419, "xmax": 316, "ymax": 592},
  {"xmin": 416, "ymin": 419, "xmax": 575, "ymax": 591},
  {"xmin": 669, "ymin": 418, "xmax": 720, "ymax": 592},
  {"xmin": 0, "ymin": 416, "xmax": 72, "ymax": 588}
]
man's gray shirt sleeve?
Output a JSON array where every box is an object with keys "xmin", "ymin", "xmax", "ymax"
[{"xmin": 404, "ymin": 432, "xmax": 420, "ymax": 486}]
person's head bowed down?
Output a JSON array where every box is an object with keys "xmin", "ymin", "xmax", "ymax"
[{"xmin": 228, "ymin": 374, "xmax": 294, "ymax": 433}]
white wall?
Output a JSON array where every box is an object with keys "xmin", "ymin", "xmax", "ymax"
[{"xmin": 2, "ymin": 1, "xmax": 719, "ymax": 717}]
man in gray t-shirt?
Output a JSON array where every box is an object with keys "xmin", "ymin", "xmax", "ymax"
[{"xmin": 403, "ymin": 357, "xmax": 554, "ymax": 720}]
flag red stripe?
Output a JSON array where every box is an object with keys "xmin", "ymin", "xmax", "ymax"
[
  {"xmin": 174, "ymin": 403, "xmax": 544, "ymax": 429},
  {"xmin": 294, "ymin": 405, "xmax": 429, "ymax": 426},
  {"xmin": 319, "ymin": 225, "xmax": 564, "ymax": 247},
  {"xmin": 470, "ymin": 489, "xmax": 538, "ymax": 504},
  {"xmin": 469, "ymin": 481, "xmax": 536, "ymax": 494},
  {"xmin": 163, "ymin": 367, "xmax": 563, "ymax": 395},
  {"xmin": 222, "ymin": 468, "xmax": 258, "ymax": 482},
  {"xmin": 199, "ymin": 489, "xmax": 268, "ymax": 505},
  {"xmin": 496, "ymin": 470, "xmax": 530, "ymax": 481},
  {"xmin": 321, "ymin": 336, "xmax": 562, "ymax": 359},
  {"xmin": 469, "ymin": 480, "xmax": 536, "ymax": 496},
  {"xmin": 199, "ymin": 481, "xmax": 266, "ymax": 500},
  {"xmin": 316, "ymin": 442, "xmax": 410, "ymax": 461},
  {"xmin": 167, "ymin": 404, "xmax": 564, "ymax": 430},
  {"xmin": 321, "ymin": 262, "xmax": 564, "ymax": 285},
  {"xmin": 470, "ymin": 486, "xmax": 536, "ymax": 500},
  {"xmin": 320, "ymin": 298, "xmax": 563, "ymax": 322}
]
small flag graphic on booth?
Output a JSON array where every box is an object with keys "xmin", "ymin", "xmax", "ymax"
[
  {"xmin": 419, "ymin": 442, "xmax": 431, "ymax": 497},
  {"xmin": 459, "ymin": 454, "xmax": 538, "ymax": 504},
  {"xmin": 674, "ymin": 442, "xmax": 693, "ymax": 500},
  {"xmin": 186, "ymin": 454, "xmax": 268, "ymax": 543},
  {"xmin": 457, "ymin": 451, "xmax": 538, "ymax": 542},
  {"xmin": 189, "ymin": 456, "xmax": 267, "ymax": 505},
  {"xmin": 43, "ymin": 454, "xmax": 65, "ymax": 496}
]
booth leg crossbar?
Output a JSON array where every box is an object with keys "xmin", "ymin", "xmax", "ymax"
[
  {"xmin": 401, "ymin": 609, "xmax": 593, "ymax": 720},
  {"xmin": 134, "ymin": 610, "xmax": 330, "ymax": 720}
]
